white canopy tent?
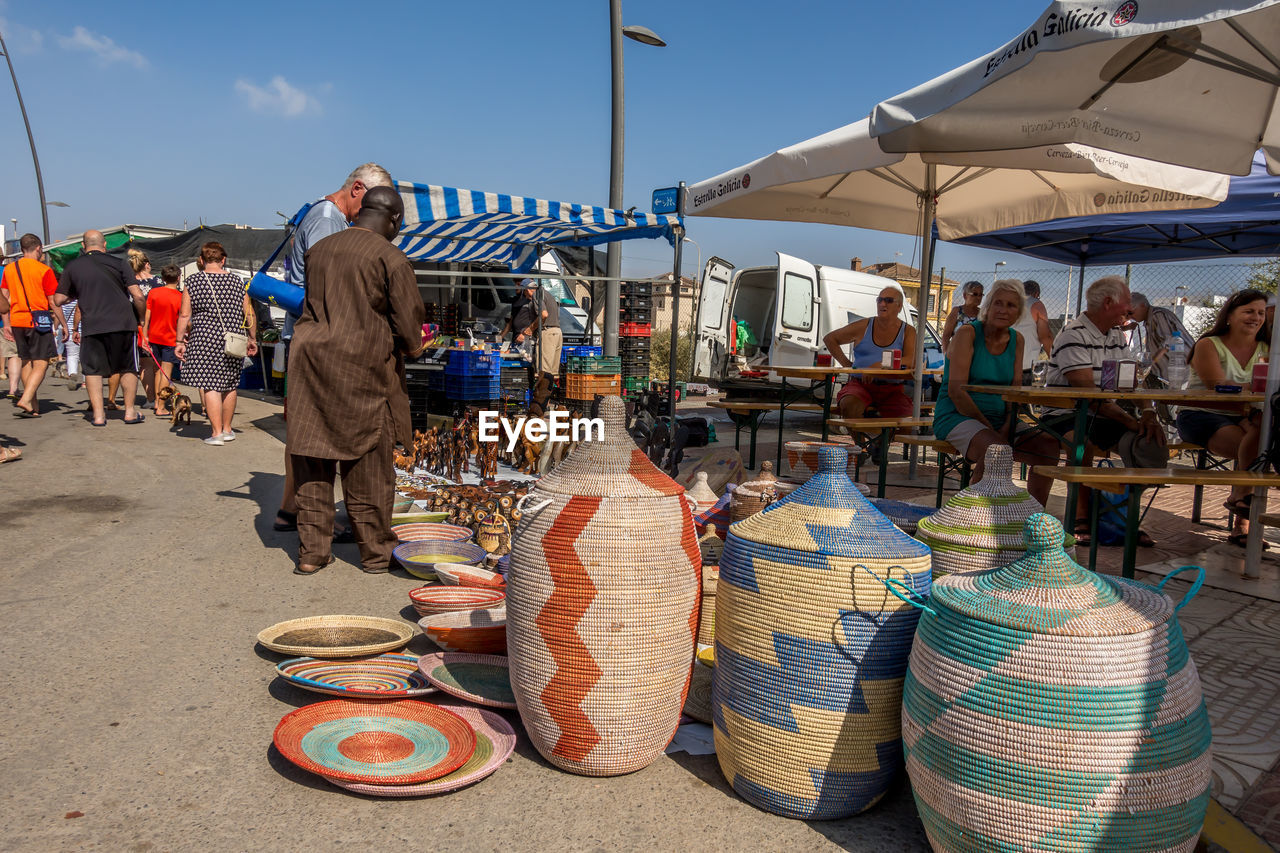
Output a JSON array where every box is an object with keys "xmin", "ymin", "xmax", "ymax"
[
  {"xmin": 867, "ymin": 0, "xmax": 1280, "ymax": 571},
  {"xmin": 685, "ymin": 118, "xmax": 1226, "ymax": 418}
]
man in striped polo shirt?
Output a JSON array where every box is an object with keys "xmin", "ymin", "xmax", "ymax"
[{"xmin": 1043, "ymin": 275, "xmax": 1167, "ymax": 544}]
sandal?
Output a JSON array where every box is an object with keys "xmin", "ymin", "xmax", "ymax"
[
  {"xmin": 104, "ymin": 400, "xmax": 120, "ymax": 411},
  {"xmin": 0, "ymin": 446, "xmax": 21, "ymax": 463},
  {"xmin": 1072, "ymin": 521, "xmax": 1092, "ymax": 548},
  {"xmin": 1137, "ymin": 529, "xmax": 1157, "ymax": 548},
  {"xmin": 1228, "ymin": 532, "xmax": 1270, "ymax": 550},
  {"xmin": 1224, "ymin": 495, "xmax": 1253, "ymax": 516},
  {"xmin": 294, "ymin": 555, "xmax": 335, "ymax": 575},
  {"xmin": 273, "ymin": 510, "xmax": 298, "ymax": 532},
  {"xmin": 333, "ymin": 526, "xmax": 356, "ymax": 544}
]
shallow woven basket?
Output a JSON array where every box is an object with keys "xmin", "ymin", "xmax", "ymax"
[
  {"xmin": 903, "ymin": 513, "xmax": 1212, "ymax": 852},
  {"xmin": 866, "ymin": 497, "xmax": 937, "ymax": 536},
  {"xmin": 914, "ymin": 444, "xmax": 1044, "ymax": 577},
  {"xmin": 257, "ymin": 615, "xmax": 416, "ymax": 658},
  {"xmin": 435, "ymin": 564, "xmax": 506, "ymax": 589},
  {"xmin": 419, "ymin": 607, "xmax": 507, "ymax": 655},
  {"xmin": 409, "ymin": 585, "xmax": 506, "ymax": 617},
  {"xmin": 696, "ymin": 566, "xmax": 719, "ymax": 647},
  {"xmin": 392, "ymin": 522, "xmax": 474, "ymax": 543},
  {"xmin": 507, "ymin": 395, "xmax": 701, "ymax": 776},
  {"xmin": 714, "ymin": 446, "xmax": 931, "ymax": 820},
  {"xmin": 392, "ymin": 540, "xmax": 486, "ymax": 577},
  {"xmin": 730, "ymin": 462, "xmax": 778, "ymax": 523}
]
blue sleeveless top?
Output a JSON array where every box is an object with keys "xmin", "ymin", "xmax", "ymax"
[
  {"xmin": 934, "ymin": 321, "xmax": 1018, "ymax": 439},
  {"xmin": 851, "ymin": 318, "xmax": 907, "ymax": 379}
]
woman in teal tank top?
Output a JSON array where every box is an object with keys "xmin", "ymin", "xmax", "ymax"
[{"xmin": 934, "ymin": 280, "xmax": 1059, "ymax": 505}]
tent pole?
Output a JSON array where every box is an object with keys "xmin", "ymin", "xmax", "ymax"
[
  {"xmin": 669, "ymin": 222, "xmax": 685, "ymax": 428},
  {"xmin": 1244, "ymin": 292, "xmax": 1280, "ymax": 576},
  {"xmin": 911, "ymin": 165, "xmax": 936, "ymax": 425},
  {"xmin": 1075, "ymin": 253, "xmax": 1088, "ymax": 316}
]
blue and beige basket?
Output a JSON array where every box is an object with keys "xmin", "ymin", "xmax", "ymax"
[
  {"xmin": 914, "ymin": 444, "xmax": 1046, "ymax": 577},
  {"xmin": 901, "ymin": 513, "xmax": 1212, "ymax": 853},
  {"xmin": 712, "ymin": 446, "xmax": 931, "ymax": 819}
]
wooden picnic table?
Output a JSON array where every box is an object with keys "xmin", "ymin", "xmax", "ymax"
[
  {"xmin": 828, "ymin": 417, "xmax": 933, "ymax": 498},
  {"xmin": 968, "ymin": 384, "xmax": 1263, "ymax": 526},
  {"xmin": 765, "ymin": 365, "xmax": 942, "ymax": 469},
  {"xmin": 1034, "ymin": 466, "xmax": 1280, "ymax": 579}
]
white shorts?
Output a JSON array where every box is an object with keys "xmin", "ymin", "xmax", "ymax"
[{"xmin": 943, "ymin": 418, "xmax": 1029, "ymax": 459}]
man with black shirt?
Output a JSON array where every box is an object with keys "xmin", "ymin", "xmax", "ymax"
[
  {"xmin": 501, "ymin": 278, "xmax": 561, "ymax": 414},
  {"xmin": 52, "ymin": 230, "xmax": 145, "ymax": 427}
]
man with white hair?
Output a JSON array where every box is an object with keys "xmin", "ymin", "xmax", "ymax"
[
  {"xmin": 1128, "ymin": 291, "xmax": 1188, "ymax": 380},
  {"xmin": 1044, "ymin": 275, "xmax": 1167, "ymax": 546},
  {"xmin": 275, "ymin": 163, "xmax": 394, "ymax": 537}
]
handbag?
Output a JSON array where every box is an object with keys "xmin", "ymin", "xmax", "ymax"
[
  {"xmin": 200, "ymin": 273, "xmax": 251, "ymax": 359},
  {"xmin": 12, "ymin": 262, "xmax": 55, "ymax": 333}
]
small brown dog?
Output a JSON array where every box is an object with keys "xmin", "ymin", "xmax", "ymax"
[{"xmin": 157, "ymin": 386, "xmax": 192, "ymax": 427}]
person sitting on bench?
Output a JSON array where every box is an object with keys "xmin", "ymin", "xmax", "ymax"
[
  {"xmin": 823, "ymin": 285, "xmax": 915, "ymax": 420},
  {"xmin": 1176, "ymin": 288, "xmax": 1269, "ymax": 548},
  {"xmin": 933, "ymin": 279, "xmax": 1058, "ymax": 505}
]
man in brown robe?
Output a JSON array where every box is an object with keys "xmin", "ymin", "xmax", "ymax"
[{"xmin": 286, "ymin": 186, "xmax": 426, "ymax": 574}]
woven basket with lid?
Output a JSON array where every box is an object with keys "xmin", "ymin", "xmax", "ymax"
[
  {"xmin": 506, "ymin": 396, "xmax": 701, "ymax": 776},
  {"xmin": 686, "ymin": 471, "xmax": 721, "ymax": 516},
  {"xmin": 730, "ymin": 462, "xmax": 779, "ymax": 523},
  {"xmin": 914, "ymin": 444, "xmax": 1044, "ymax": 577},
  {"xmin": 902, "ymin": 513, "xmax": 1212, "ymax": 852},
  {"xmin": 713, "ymin": 446, "xmax": 932, "ymax": 819}
]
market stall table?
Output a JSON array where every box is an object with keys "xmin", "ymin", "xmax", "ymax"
[
  {"xmin": 827, "ymin": 416, "xmax": 933, "ymax": 498},
  {"xmin": 768, "ymin": 366, "xmax": 941, "ymax": 470},
  {"xmin": 966, "ymin": 384, "xmax": 1262, "ymax": 534}
]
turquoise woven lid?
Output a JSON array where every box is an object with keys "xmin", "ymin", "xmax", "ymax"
[
  {"xmin": 929, "ymin": 513, "xmax": 1173, "ymax": 636},
  {"xmin": 730, "ymin": 447, "xmax": 929, "ymax": 560}
]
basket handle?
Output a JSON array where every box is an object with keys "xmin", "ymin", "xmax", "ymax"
[
  {"xmin": 1155, "ymin": 565, "xmax": 1205, "ymax": 612},
  {"xmin": 856, "ymin": 563, "xmax": 936, "ymax": 616},
  {"xmin": 515, "ymin": 493, "xmax": 553, "ymax": 515}
]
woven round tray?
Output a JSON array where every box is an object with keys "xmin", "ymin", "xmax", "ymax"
[
  {"xmin": 419, "ymin": 608, "xmax": 507, "ymax": 655},
  {"xmin": 409, "ymin": 586, "xmax": 506, "ymax": 617},
  {"xmin": 275, "ymin": 654, "xmax": 436, "ymax": 698},
  {"xmin": 273, "ymin": 698, "xmax": 476, "ymax": 784},
  {"xmin": 434, "ymin": 564, "xmax": 505, "ymax": 589},
  {"xmin": 391, "ymin": 511, "xmax": 451, "ymax": 525},
  {"xmin": 392, "ymin": 522, "xmax": 475, "ymax": 543},
  {"xmin": 682, "ymin": 655, "xmax": 714, "ymax": 724},
  {"xmin": 418, "ymin": 652, "xmax": 517, "ymax": 709},
  {"xmin": 257, "ymin": 615, "xmax": 416, "ymax": 658},
  {"xmin": 392, "ymin": 540, "xmax": 486, "ymax": 575},
  {"xmin": 325, "ymin": 701, "xmax": 517, "ymax": 797}
]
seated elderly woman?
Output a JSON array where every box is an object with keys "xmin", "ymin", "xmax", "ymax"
[
  {"xmin": 1177, "ymin": 288, "xmax": 1270, "ymax": 548},
  {"xmin": 941, "ymin": 280, "xmax": 983, "ymax": 351},
  {"xmin": 823, "ymin": 285, "xmax": 916, "ymax": 419},
  {"xmin": 932, "ymin": 279, "xmax": 1059, "ymax": 505}
]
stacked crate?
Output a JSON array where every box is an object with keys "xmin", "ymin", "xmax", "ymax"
[
  {"xmin": 423, "ymin": 302, "xmax": 460, "ymax": 336},
  {"xmin": 620, "ymin": 281, "xmax": 651, "ymax": 395},
  {"xmin": 500, "ymin": 355, "xmax": 531, "ymax": 409},
  {"xmin": 443, "ymin": 349, "xmax": 501, "ymax": 403},
  {"xmin": 561, "ymin": 354, "xmax": 622, "ymax": 407}
]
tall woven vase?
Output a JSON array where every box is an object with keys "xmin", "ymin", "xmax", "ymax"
[
  {"xmin": 903, "ymin": 513, "xmax": 1212, "ymax": 852},
  {"xmin": 506, "ymin": 396, "xmax": 701, "ymax": 776},
  {"xmin": 713, "ymin": 447, "xmax": 932, "ymax": 819},
  {"xmin": 914, "ymin": 444, "xmax": 1044, "ymax": 577}
]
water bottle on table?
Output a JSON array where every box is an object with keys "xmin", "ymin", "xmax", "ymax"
[{"xmin": 1165, "ymin": 330, "xmax": 1189, "ymax": 390}]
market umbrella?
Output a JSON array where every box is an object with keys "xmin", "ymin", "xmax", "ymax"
[
  {"xmin": 684, "ymin": 117, "xmax": 1227, "ymax": 417},
  {"xmin": 870, "ymin": 0, "xmax": 1280, "ymax": 177}
]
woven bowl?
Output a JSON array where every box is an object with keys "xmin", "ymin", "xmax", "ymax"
[
  {"xmin": 392, "ymin": 522, "xmax": 474, "ymax": 543},
  {"xmin": 391, "ymin": 511, "xmax": 451, "ymax": 525},
  {"xmin": 434, "ymin": 564, "xmax": 506, "ymax": 589},
  {"xmin": 409, "ymin": 585, "xmax": 506, "ymax": 617},
  {"xmin": 257, "ymin": 615, "xmax": 416, "ymax": 658},
  {"xmin": 393, "ymin": 540, "xmax": 486, "ymax": 580},
  {"xmin": 419, "ymin": 607, "xmax": 508, "ymax": 655}
]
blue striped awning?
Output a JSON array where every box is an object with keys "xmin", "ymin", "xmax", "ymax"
[{"xmin": 394, "ymin": 182, "xmax": 682, "ymax": 271}]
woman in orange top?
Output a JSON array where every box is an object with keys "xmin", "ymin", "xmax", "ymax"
[{"xmin": 142, "ymin": 265, "xmax": 184, "ymax": 416}]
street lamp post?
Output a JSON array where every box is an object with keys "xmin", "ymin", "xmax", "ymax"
[
  {"xmin": 0, "ymin": 27, "xmax": 51, "ymax": 245},
  {"xmin": 994, "ymin": 260, "xmax": 1007, "ymax": 284},
  {"xmin": 605, "ymin": 1, "xmax": 665, "ymax": 357}
]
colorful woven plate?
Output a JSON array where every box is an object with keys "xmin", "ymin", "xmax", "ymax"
[
  {"xmin": 275, "ymin": 654, "xmax": 436, "ymax": 698},
  {"xmin": 273, "ymin": 698, "xmax": 475, "ymax": 784},
  {"xmin": 392, "ymin": 522, "xmax": 475, "ymax": 543},
  {"xmin": 409, "ymin": 585, "xmax": 506, "ymax": 617},
  {"xmin": 257, "ymin": 615, "xmax": 416, "ymax": 658},
  {"xmin": 418, "ymin": 652, "xmax": 517, "ymax": 709},
  {"xmin": 325, "ymin": 700, "xmax": 516, "ymax": 797}
]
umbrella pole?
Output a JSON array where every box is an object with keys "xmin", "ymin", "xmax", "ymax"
[
  {"xmin": 1243, "ymin": 301, "xmax": 1280, "ymax": 575},
  {"xmin": 911, "ymin": 165, "xmax": 936, "ymax": 425}
]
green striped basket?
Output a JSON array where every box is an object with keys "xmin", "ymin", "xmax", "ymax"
[
  {"xmin": 915, "ymin": 444, "xmax": 1046, "ymax": 577},
  {"xmin": 901, "ymin": 513, "xmax": 1212, "ymax": 852}
]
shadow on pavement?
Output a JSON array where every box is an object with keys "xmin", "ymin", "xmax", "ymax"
[{"xmin": 265, "ymin": 743, "xmax": 336, "ymax": 793}]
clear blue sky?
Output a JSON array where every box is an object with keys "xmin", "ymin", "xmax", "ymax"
[{"xmin": 0, "ymin": 0, "xmax": 1239, "ymax": 292}]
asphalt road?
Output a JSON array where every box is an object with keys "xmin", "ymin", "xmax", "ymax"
[{"xmin": 0, "ymin": 380, "xmax": 929, "ymax": 852}]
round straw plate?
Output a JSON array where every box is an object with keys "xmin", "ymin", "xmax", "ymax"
[
  {"xmin": 392, "ymin": 541, "xmax": 486, "ymax": 581},
  {"xmin": 275, "ymin": 654, "xmax": 435, "ymax": 698},
  {"xmin": 418, "ymin": 652, "xmax": 517, "ymax": 709},
  {"xmin": 273, "ymin": 699, "xmax": 475, "ymax": 784},
  {"xmin": 409, "ymin": 585, "xmax": 506, "ymax": 617},
  {"xmin": 325, "ymin": 700, "xmax": 516, "ymax": 797},
  {"xmin": 257, "ymin": 615, "xmax": 416, "ymax": 658},
  {"xmin": 392, "ymin": 522, "xmax": 474, "ymax": 543}
]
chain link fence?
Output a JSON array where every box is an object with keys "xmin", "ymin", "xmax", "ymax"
[{"xmin": 944, "ymin": 260, "xmax": 1276, "ymax": 338}]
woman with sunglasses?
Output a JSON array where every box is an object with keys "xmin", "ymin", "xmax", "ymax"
[{"xmin": 823, "ymin": 286, "xmax": 917, "ymax": 420}]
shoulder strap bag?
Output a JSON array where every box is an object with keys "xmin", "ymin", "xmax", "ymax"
[
  {"xmin": 199, "ymin": 273, "xmax": 249, "ymax": 359},
  {"xmin": 12, "ymin": 261, "xmax": 55, "ymax": 333}
]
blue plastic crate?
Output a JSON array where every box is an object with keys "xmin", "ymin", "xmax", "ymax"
[
  {"xmin": 560, "ymin": 345, "xmax": 602, "ymax": 364},
  {"xmin": 445, "ymin": 349, "xmax": 501, "ymax": 376},
  {"xmin": 445, "ymin": 374, "xmax": 501, "ymax": 400}
]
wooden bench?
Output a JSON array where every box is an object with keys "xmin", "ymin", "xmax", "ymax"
[
  {"xmin": 1033, "ymin": 465, "xmax": 1280, "ymax": 578},
  {"xmin": 829, "ymin": 417, "xmax": 934, "ymax": 498},
  {"xmin": 896, "ymin": 434, "xmax": 972, "ymax": 507},
  {"xmin": 708, "ymin": 400, "xmax": 823, "ymax": 469}
]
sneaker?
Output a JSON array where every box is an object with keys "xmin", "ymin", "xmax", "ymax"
[
  {"xmin": 203, "ymin": 437, "xmax": 224, "ymax": 446},
  {"xmin": 219, "ymin": 431, "xmax": 236, "ymax": 442}
]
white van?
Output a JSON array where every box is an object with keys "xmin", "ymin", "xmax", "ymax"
[{"xmin": 692, "ymin": 252, "xmax": 945, "ymax": 386}]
